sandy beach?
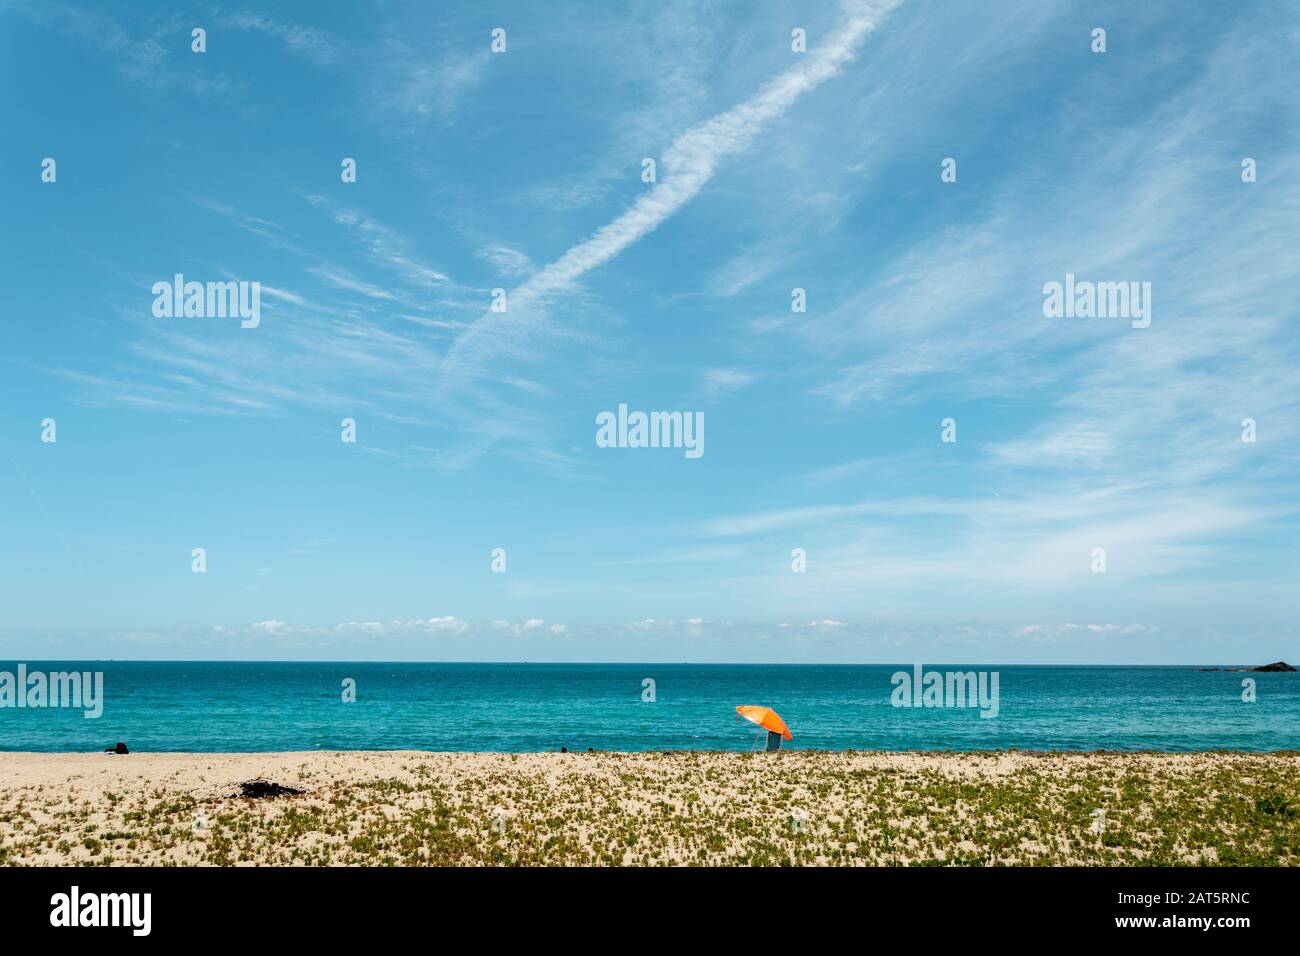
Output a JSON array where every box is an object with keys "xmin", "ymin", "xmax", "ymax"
[{"xmin": 2, "ymin": 750, "xmax": 1298, "ymax": 866}]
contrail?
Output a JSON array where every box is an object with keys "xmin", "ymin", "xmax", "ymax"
[
  {"xmin": 444, "ymin": 0, "xmax": 903, "ymax": 374},
  {"xmin": 9, "ymin": 454, "xmax": 86, "ymax": 573}
]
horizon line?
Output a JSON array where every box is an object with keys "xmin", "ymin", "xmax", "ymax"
[{"xmin": 0, "ymin": 658, "xmax": 1290, "ymax": 668}]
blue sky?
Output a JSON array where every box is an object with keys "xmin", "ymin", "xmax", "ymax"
[{"xmin": 1, "ymin": 0, "xmax": 1297, "ymax": 663}]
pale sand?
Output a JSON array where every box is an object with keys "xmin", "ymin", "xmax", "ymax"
[{"xmin": 2, "ymin": 750, "xmax": 1297, "ymax": 866}]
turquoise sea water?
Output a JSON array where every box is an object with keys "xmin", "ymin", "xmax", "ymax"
[{"xmin": 1, "ymin": 662, "xmax": 1297, "ymax": 752}]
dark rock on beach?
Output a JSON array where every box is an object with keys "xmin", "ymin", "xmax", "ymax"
[
  {"xmin": 105, "ymin": 742, "xmax": 129, "ymax": 754},
  {"xmin": 238, "ymin": 780, "xmax": 305, "ymax": 799}
]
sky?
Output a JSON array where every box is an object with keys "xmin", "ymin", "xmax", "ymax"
[{"xmin": 1, "ymin": 0, "xmax": 1297, "ymax": 664}]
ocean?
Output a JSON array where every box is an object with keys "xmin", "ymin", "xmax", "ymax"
[{"xmin": 1, "ymin": 661, "xmax": 1296, "ymax": 752}]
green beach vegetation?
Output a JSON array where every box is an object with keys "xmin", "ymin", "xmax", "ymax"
[{"xmin": 0, "ymin": 750, "xmax": 1297, "ymax": 866}]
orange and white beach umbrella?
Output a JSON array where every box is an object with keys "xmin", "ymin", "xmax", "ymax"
[{"xmin": 735, "ymin": 705, "xmax": 792, "ymax": 741}]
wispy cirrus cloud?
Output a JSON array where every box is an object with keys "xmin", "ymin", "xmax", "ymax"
[
  {"xmin": 305, "ymin": 265, "xmax": 398, "ymax": 301},
  {"xmin": 304, "ymin": 194, "xmax": 452, "ymax": 287},
  {"xmin": 702, "ymin": 367, "xmax": 757, "ymax": 395},
  {"xmin": 367, "ymin": 33, "xmax": 490, "ymax": 128},
  {"xmin": 216, "ymin": 11, "xmax": 342, "ymax": 65},
  {"xmin": 1, "ymin": 0, "xmax": 237, "ymax": 94}
]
